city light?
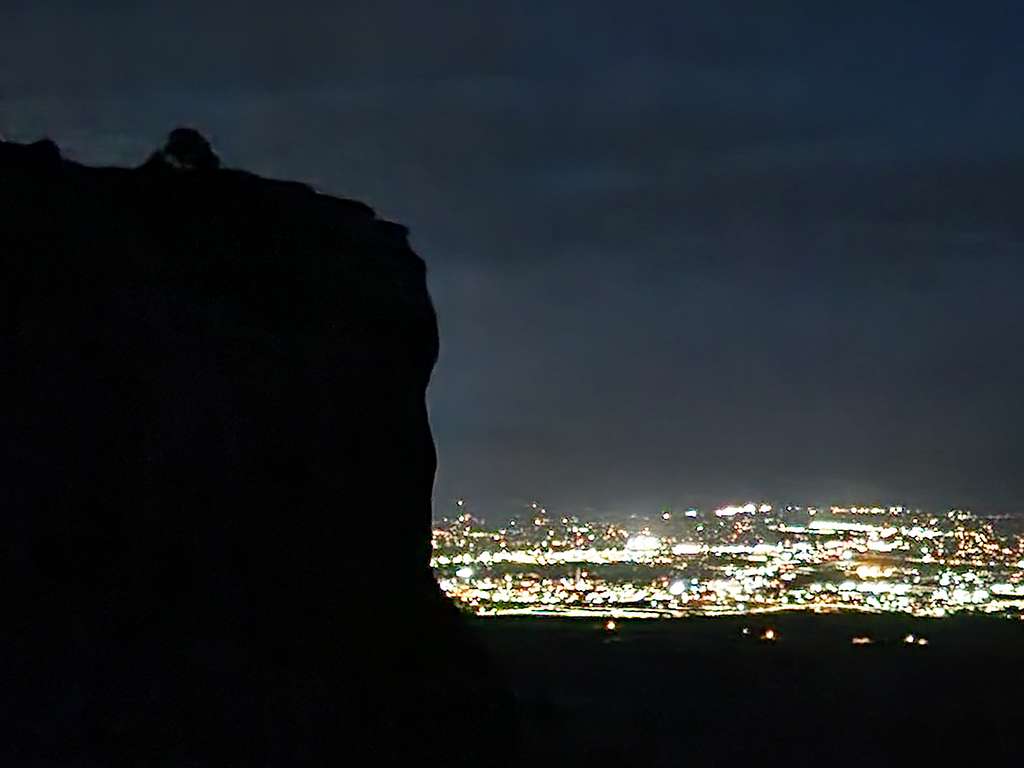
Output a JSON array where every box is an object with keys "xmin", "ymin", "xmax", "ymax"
[
  {"xmin": 432, "ymin": 502, "xmax": 1024, "ymax": 621},
  {"xmin": 625, "ymin": 535, "xmax": 661, "ymax": 552}
]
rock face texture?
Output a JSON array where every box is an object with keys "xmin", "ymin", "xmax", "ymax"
[{"xmin": 0, "ymin": 132, "xmax": 512, "ymax": 766}]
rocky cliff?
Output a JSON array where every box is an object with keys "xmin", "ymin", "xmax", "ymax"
[{"xmin": 0, "ymin": 131, "xmax": 513, "ymax": 766}]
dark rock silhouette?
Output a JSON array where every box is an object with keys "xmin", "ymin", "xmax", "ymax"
[
  {"xmin": 145, "ymin": 127, "xmax": 222, "ymax": 171},
  {"xmin": 0, "ymin": 131, "xmax": 515, "ymax": 766}
]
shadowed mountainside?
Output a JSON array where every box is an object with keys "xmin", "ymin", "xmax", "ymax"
[{"xmin": 0, "ymin": 131, "xmax": 514, "ymax": 766}]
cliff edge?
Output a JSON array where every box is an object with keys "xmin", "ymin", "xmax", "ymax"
[{"xmin": 0, "ymin": 130, "xmax": 513, "ymax": 766}]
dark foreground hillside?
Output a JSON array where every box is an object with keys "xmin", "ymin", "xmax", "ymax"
[
  {"xmin": 475, "ymin": 614, "xmax": 1022, "ymax": 767},
  {"xmin": 0, "ymin": 132, "xmax": 513, "ymax": 766}
]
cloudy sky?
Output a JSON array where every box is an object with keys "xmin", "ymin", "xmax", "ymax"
[{"xmin": 4, "ymin": 1, "xmax": 1022, "ymax": 517}]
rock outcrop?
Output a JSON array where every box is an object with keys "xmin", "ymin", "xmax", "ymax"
[{"xmin": 0, "ymin": 131, "xmax": 514, "ymax": 766}]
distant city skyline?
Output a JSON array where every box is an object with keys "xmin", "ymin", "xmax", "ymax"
[{"xmin": 432, "ymin": 501, "xmax": 1024, "ymax": 620}]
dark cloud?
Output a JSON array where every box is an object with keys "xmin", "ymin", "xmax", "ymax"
[{"xmin": 3, "ymin": 1, "xmax": 1022, "ymax": 516}]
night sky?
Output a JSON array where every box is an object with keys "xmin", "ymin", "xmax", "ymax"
[{"xmin": 4, "ymin": 2, "xmax": 1022, "ymax": 517}]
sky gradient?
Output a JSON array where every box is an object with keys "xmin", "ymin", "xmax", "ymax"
[{"xmin": 4, "ymin": 1, "xmax": 1023, "ymax": 517}]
